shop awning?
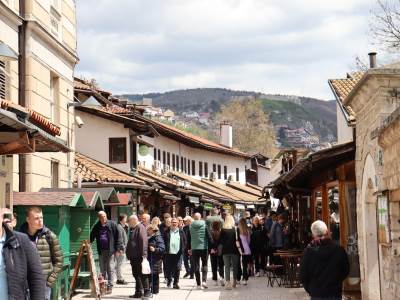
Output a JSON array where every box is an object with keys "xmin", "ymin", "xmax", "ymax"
[{"xmin": 0, "ymin": 108, "xmax": 70, "ymax": 154}]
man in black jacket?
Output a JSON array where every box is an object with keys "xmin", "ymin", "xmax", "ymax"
[
  {"xmin": 126, "ymin": 214, "xmax": 151, "ymax": 298},
  {"xmin": 90, "ymin": 211, "xmax": 123, "ymax": 293},
  {"xmin": 163, "ymin": 217, "xmax": 187, "ymax": 289},
  {"xmin": 0, "ymin": 208, "xmax": 45, "ymax": 300},
  {"xmin": 300, "ymin": 220, "xmax": 349, "ymax": 300}
]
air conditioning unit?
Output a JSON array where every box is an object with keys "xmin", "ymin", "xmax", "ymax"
[
  {"xmin": 153, "ymin": 160, "xmax": 161, "ymax": 172},
  {"xmin": 210, "ymin": 172, "xmax": 217, "ymax": 181},
  {"xmin": 162, "ymin": 165, "xmax": 170, "ymax": 174}
]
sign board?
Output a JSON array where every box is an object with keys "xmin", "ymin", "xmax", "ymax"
[
  {"xmin": 235, "ymin": 204, "xmax": 245, "ymax": 210},
  {"xmin": 246, "ymin": 204, "xmax": 255, "ymax": 209},
  {"xmin": 377, "ymin": 194, "xmax": 390, "ymax": 244},
  {"xmin": 189, "ymin": 196, "xmax": 200, "ymax": 204},
  {"xmin": 69, "ymin": 240, "xmax": 101, "ymax": 299},
  {"xmin": 203, "ymin": 203, "xmax": 213, "ymax": 210}
]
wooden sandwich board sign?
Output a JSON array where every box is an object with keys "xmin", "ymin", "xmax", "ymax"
[{"xmin": 69, "ymin": 240, "xmax": 101, "ymax": 300}]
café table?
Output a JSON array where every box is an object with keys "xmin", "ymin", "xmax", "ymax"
[{"xmin": 274, "ymin": 250, "xmax": 303, "ymax": 288}]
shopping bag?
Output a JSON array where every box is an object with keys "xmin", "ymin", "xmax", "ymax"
[{"xmin": 142, "ymin": 258, "xmax": 151, "ymax": 274}]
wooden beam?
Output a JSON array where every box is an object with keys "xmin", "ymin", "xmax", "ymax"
[
  {"xmin": 321, "ymin": 184, "xmax": 329, "ymax": 224},
  {"xmin": 0, "ymin": 132, "xmax": 33, "ymax": 154}
]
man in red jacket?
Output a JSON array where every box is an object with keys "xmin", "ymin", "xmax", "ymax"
[{"xmin": 126, "ymin": 215, "xmax": 151, "ymax": 298}]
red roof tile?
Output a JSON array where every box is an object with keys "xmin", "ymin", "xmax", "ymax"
[{"xmin": 75, "ymin": 152, "xmax": 145, "ymax": 184}]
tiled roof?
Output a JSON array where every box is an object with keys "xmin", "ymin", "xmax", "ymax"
[
  {"xmin": 133, "ymin": 115, "xmax": 251, "ymax": 158},
  {"xmin": 105, "ymin": 193, "xmax": 132, "ymax": 206},
  {"xmin": 81, "ymin": 191, "xmax": 103, "ymax": 208},
  {"xmin": 100, "ymin": 105, "xmax": 132, "ymax": 115},
  {"xmin": 226, "ymin": 181, "xmax": 263, "ymax": 197},
  {"xmin": 0, "ymin": 100, "xmax": 61, "ymax": 136},
  {"xmin": 13, "ymin": 192, "xmax": 81, "ymax": 206},
  {"xmin": 328, "ymin": 72, "xmax": 363, "ymax": 123},
  {"xmin": 74, "ymin": 77, "xmax": 111, "ymax": 96},
  {"xmin": 75, "ymin": 152, "xmax": 144, "ymax": 184}
]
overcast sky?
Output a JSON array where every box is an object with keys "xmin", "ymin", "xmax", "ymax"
[{"xmin": 76, "ymin": 0, "xmax": 377, "ymax": 100}]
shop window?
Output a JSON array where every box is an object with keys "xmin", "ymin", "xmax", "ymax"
[
  {"xmin": 199, "ymin": 161, "xmax": 203, "ymax": 177},
  {"xmin": 109, "ymin": 138, "xmax": 127, "ymax": 163},
  {"xmin": 192, "ymin": 160, "xmax": 196, "ymax": 176},
  {"xmin": 236, "ymin": 168, "xmax": 239, "ymax": 181},
  {"xmin": 224, "ymin": 166, "xmax": 227, "ymax": 180},
  {"xmin": 213, "ymin": 163, "xmax": 216, "ymax": 173},
  {"xmin": 204, "ymin": 162, "xmax": 208, "ymax": 178},
  {"xmin": 172, "ymin": 154, "xmax": 175, "ymax": 170},
  {"xmin": 314, "ymin": 190, "xmax": 322, "ymax": 220},
  {"xmin": 217, "ymin": 165, "xmax": 221, "ymax": 179},
  {"xmin": 51, "ymin": 160, "xmax": 59, "ymax": 188}
]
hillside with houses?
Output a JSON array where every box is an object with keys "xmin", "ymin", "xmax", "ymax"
[{"xmin": 120, "ymin": 89, "xmax": 337, "ymax": 150}]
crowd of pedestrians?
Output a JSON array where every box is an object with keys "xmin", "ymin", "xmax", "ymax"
[
  {"xmin": 87, "ymin": 207, "xmax": 296, "ymax": 299},
  {"xmin": 0, "ymin": 205, "xmax": 350, "ymax": 300}
]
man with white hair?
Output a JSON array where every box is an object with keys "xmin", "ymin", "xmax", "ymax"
[
  {"xmin": 141, "ymin": 213, "xmax": 151, "ymax": 228},
  {"xmin": 126, "ymin": 215, "xmax": 151, "ymax": 298},
  {"xmin": 300, "ymin": 220, "xmax": 349, "ymax": 300},
  {"xmin": 187, "ymin": 213, "xmax": 213, "ymax": 289}
]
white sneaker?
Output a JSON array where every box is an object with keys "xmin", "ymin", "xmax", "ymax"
[
  {"xmin": 225, "ymin": 282, "xmax": 232, "ymax": 290},
  {"xmin": 242, "ymin": 280, "xmax": 247, "ymax": 285},
  {"xmin": 196, "ymin": 285, "xmax": 202, "ymax": 290},
  {"xmin": 214, "ymin": 280, "xmax": 218, "ymax": 286},
  {"xmin": 255, "ymin": 272, "xmax": 260, "ymax": 277},
  {"xmin": 202, "ymin": 282, "xmax": 208, "ymax": 289},
  {"xmin": 219, "ymin": 278, "xmax": 225, "ymax": 286}
]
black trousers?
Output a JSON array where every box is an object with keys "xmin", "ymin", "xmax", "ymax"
[
  {"xmin": 148, "ymin": 273, "xmax": 159, "ymax": 294},
  {"xmin": 241, "ymin": 255, "xmax": 252, "ymax": 280},
  {"xmin": 192, "ymin": 249, "xmax": 208, "ymax": 285},
  {"xmin": 165, "ymin": 254, "xmax": 181, "ymax": 284},
  {"xmin": 130, "ymin": 258, "xmax": 150, "ymax": 295},
  {"xmin": 210, "ymin": 253, "xmax": 224, "ymax": 281},
  {"xmin": 183, "ymin": 253, "xmax": 194, "ymax": 275},
  {"xmin": 253, "ymin": 249, "xmax": 265, "ymax": 272}
]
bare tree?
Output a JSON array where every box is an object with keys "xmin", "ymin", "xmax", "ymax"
[{"xmin": 370, "ymin": 0, "xmax": 400, "ymax": 51}]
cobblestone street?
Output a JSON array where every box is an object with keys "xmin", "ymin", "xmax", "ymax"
[{"xmin": 73, "ymin": 260, "xmax": 309, "ymax": 300}]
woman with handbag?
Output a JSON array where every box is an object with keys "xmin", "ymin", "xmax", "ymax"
[
  {"xmin": 219, "ymin": 214, "xmax": 240, "ymax": 290},
  {"xmin": 210, "ymin": 220, "xmax": 224, "ymax": 286},
  {"xmin": 147, "ymin": 224, "xmax": 165, "ymax": 295}
]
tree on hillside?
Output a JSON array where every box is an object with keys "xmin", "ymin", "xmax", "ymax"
[
  {"xmin": 215, "ymin": 99, "xmax": 277, "ymax": 157},
  {"xmin": 370, "ymin": 0, "xmax": 400, "ymax": 51}
]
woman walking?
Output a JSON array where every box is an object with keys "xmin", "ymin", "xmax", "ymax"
[
  {"xmin": 219, "ymin": 214, "xmax": 240, "ymax": 290},
  {"xmin": 147, "ymin": 224, "xmax": 165, "ymax": 295},
  {"xmin": 251, "ymin": 216, "xmax": 266, "ymax": 276},
  {"xmin": 238, "ymin": 218, "xmax": 252, "ymax": 285},
  {"xmin": 210, "ymin": 220, "xmax": 224, "ymax": 286}
]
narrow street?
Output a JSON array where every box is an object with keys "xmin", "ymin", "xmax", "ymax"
[{"xmin": 73, "ymin": 261, "xmax": 309, "ymax": 300}]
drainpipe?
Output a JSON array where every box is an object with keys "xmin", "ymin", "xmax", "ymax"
[{"xmin": 18, "ymin": 0, "xmax": 26, "ymax": 191}]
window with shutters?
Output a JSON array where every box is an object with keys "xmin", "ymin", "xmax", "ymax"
[
  {"xmin": 188, "ymin": 159, "xmax": 191, "ymax": 175},
  {"xmin": 154, "ymin": 148, "xmax": 157, "ymax": 160},
  {"xmin": 176, "ymin": 155, "xmax": 180, "ymax": 171},
  {"xmin": 162, "ymin": 151, "xmax": 166, "ymax": 165},
  {"xmin": 167, "ymin": 152, "xmax": 170, "ymax": 166},
  {"xmin": 192, "ymin": 160, "xmax": 196, "ymax": 176},
  {"xmin": 109, "ymin": 138, "xmax": 127, "ymax": 163},
  {"xmin": 236, "ymin": 168, "xmax": 239, "ymax": 181},
  {"xmin": 224, "ymin": 166, "xmax": 228, "ymax": 180},
  {"xmin": 204, "ymin": 162, "xmax": 208, "ymax": 178},
  {"xmin": 199, "ymin": 161, "xmax": 203, "ymax": 177},
  {"xmin": 0, "ymin": 61, "xmax": 8, "ymax": 100},
  {"xmin": 218, "ymin": 165, "xmax": 221, "ymax": 179},
  {"xmin": 213, "ymin": 163, "xmax": 216, "ymax": 173}
]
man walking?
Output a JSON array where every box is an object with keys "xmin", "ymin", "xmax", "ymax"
[
  {"xmin": 1, "ymin": 208, "xmax": 45, "ymax": 299},
  {"xmin": 126, "ymin": 215, "xmax": 151, "ymax": 299},
  {"xmin": 182, "ymin": 216, "xmax": 194, "ymax": 279},
  {"xmin": 116, "ymin": 213, "xmax": 128, "ymax": 285},
  {"xmin": 300, "ymin": 220, "xmax": 349, "ymax": 300},
  {"xmin": 187, "ymin": 213, "xmax": 212, "ymax": 289},
  {"xmin": 90, "ymin": 211, "xmax": 122, "ymax": 294},
  {"xmin": 163, "ymin": 217, "xmax": 186, "ymax": 289},
  {"xmin": 141, "ymin": 213, "xmax": 150, "ymax": 229},
  {"xmin": 20, "ymin": 206, "xmax": 63, "ymax": 300}
]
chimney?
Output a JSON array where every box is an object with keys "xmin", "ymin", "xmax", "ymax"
[
  {"xmin": 220, "ymin": 121, "xmax": 232, "ymax": 148},
  {"xmin": 368, "ymin": 52, "xmax": 377, "ymax": 68}
]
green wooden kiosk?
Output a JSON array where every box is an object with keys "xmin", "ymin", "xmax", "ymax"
[{"xmin": 13, "ymin": 191, "xmax": 87, "ymax": 300}]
